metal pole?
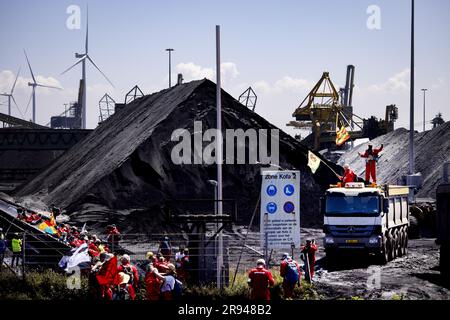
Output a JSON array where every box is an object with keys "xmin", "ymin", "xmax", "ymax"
[
  {"xmin": 216, "ymin": 25, "xmax": 223, "ymax": 289},
  {"xmin": 22, "ymin": 232, "xmax": 25, "ymax": 280},
  {"xmin": 166, "ymin": 49, "xmax": 174, "ymax": 88},
  {"xmin": 421, "ymin": 89, "xmax": 427, "ymax": 132},
  {"xmin": 82, "ymin": 60, "xmax": 86, "ymax": 129},
  {"xmin": 409, "ymin": 0, "xmax": 415, "ymax": 175},
  {"xmin": 32, "ymin": 87, "xmax": 36, "ymax": 123},
  {"xmin": 264, "ymin": 212, "xmax": 268, "ymax": 267},
  {"xmin": 8, "ymin": 96, "xmax": 11, "ymax": 117}
]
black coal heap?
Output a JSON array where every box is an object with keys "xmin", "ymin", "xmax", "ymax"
[{"xmin": 16, "ymin": 79, "xmax": 341, "ymax": 232}]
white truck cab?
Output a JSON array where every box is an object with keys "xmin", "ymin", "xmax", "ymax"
[{"xmin": 322, "ymin": 183, "xmax": 410, "ymax": 264}]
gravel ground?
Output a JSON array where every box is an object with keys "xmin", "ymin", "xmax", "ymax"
[{"xmin": 230, "ymin": 226, "xmax": 450, "ymax": 300}]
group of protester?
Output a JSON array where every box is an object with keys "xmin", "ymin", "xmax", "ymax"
[
  {"xmin": 337, "ymin": 144, "xmax": 384, "ymax": 185},
  {"xmin": 88, "ymin": 242, "xmax": 190, "ymax": 301},
  {"xmin": 248, "ymin": 239, "xmax": 318, "ymax": 301}
]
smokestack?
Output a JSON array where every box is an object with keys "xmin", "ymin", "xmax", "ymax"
[{"xmin": 177, "ymin": 73, "xmax": 183, "ymax": 85}]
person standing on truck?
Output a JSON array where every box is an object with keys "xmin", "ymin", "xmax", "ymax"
[
  {"xmin": 359, "ymin": 144, "xmax": 383, "ymax": 184},
  {"xmin": 337, "ymin": 164, "xmax": 356, "ymax": 184},
  {"xmin": 247, "ymin": 259, "xmax": 275, "ymax": 301},
  {"xmin": 301, "ymin": 239, "xmax": 318, "ymax": 279},
  {"xmin": 280, "ymin": 253, "xmax": 301, "ymax": 299},
  {"xmin": 11, "ymin": 232, "xmax": 22, "ymax": 268}
]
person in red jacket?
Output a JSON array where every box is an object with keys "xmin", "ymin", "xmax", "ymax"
[
  {"xmin": 280, "ymin": 253, "xmax": 301, "ymax": 299},
  {"xmin": 301, "ymin": 240, "xmax": 318, "ymax": 280},
  {"xmin": 359, "ymin": 144, "xmax": 383, "ymax": 184},
  {"xmin": 248, "ymin": 259, "xmax": 275, "ymax": 301},
  {"xmin": 338, "ymin": 164, "xmax": 356, "ymax": 184},
  {"xmin": 117, "ymin": 254, "xmax": 139, "ymax": 300},
  {"xmin": 106, "ymin": 224, "xmax": 121, "ymax": 252},
  {"xmin": 145, "ymin": 253, "xmax": 164, "ymax": 301}
]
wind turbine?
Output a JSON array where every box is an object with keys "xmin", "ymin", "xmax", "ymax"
[
  {"xmin": 0, "ymin": 67, "xmax": 21, "ymax": 117},
  {"xmin": 24, "ymin": 49, "xmax": 63, "ymax": 123},
  {"xmin": 61, "ymin": 7, "xmax": 114, "ymax": 129}
]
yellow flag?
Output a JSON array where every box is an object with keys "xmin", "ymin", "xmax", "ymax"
[{"xmin": 336, "ymin": 126, "xmax": 350, "ymax": 146}]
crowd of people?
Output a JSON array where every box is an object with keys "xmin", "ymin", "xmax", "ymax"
[
  {"xmin": 88, "ymin": 241, "xmax": 190, "ymax": 301},
  {"xmin": 5, "ymin": 203, "xmax": 321, "ymax": 301}
]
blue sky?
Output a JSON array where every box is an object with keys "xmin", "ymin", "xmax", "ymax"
[{"xmin": 0, "ymin": 0, "xmax": 449, "ymax": 133}]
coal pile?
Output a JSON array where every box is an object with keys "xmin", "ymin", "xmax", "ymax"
[
  {"xmin": 338, "ymin": 121, "xmax": 450, "ymax": 198},
  {"xmin": 16, "ymin": 79, "xmax": 341, "ymax": 232}
]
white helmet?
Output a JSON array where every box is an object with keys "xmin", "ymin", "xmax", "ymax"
[{"xmin": 256, "ymin": 258, "xmax": 266, "ymax": 266}]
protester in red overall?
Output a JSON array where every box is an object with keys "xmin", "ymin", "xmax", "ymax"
[
  {"xmin": 145, "ymin": 252, "xmax": 164, "ymax": 300},
  {"xmin": 280, "ymin": 253, "xmax": 301, "ymax": 299},
  {"xmin": 88, "ymin": 240, "xmax": 101, "ymax": 258},
  {"xmin": 106, "ymin": 224, "xmax": 121, "ymax": 252},
  {"xmin": 301, "ymin": 240, "xmax": 318, "ymax": 279},
  {"xmin": 359, "ymin": 144, "xmax": 383, "ymax": 184},
  {"xmin": 338, "ymin": 164, "xmax": 356, "ymax": 184},
  {"xmin": 117, "ymin": 254, "xmax": 139, "ymax": 300},
  {"xmin": 177, "ymin": 248, "xmax": 190, "ymax": 283},
  {"xmin": 155, "ymin": 255, "xmax": 170, "ymax": 274},
  {"xmin": 248, "ymin": 259, "xmax": 275, "ymax": 301}
]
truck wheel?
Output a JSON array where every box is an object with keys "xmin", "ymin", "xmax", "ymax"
[
  {"xmin": 408, "ymin": 215, "xmax": 420, "ymax": 239},
  {"xmin": 397, "ymin": 231, "xmax": 404, "ymax": 257},
  {"xmin": 325, "ymin": 250, "xmax": 336, "ymax": 269},
  {"xmin": 400, "ymin": 229, "xmax": 407, "ymax": 256},
  {"xmin": 378, "ymin": 236, "xmax": 389, "ymax": 265},
  {"xmin": 441, "ymin": 244, "xmax": 450, "ymax": 284},
  {"xmin": 392, "ymin": 232, "xmax": 398, "ymax": 260},
  {"xmin": 403, "ymin": 229, "xmax": 408, "ymax": 256},
  {"xmin": 387, "ymin": 234, "xmax": 394, "ymax": 261}
]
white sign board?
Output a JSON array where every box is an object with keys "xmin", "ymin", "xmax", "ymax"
[{"xmin": 260, "ymin": 170, "xmax": 301, "ymax": 249}]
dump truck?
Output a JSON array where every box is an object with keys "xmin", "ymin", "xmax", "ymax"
[
  {"xmin": 322, "ymin": 183, "xmax": 410, "ymax": 264},
  {"xmin": 436, "ymin": 164, "xmax": 450, "ymax": 283}
]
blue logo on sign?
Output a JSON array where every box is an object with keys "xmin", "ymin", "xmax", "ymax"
[
  {"xmin": 267, "ymin": 202, "xmax": 277, "ymax": 214},
  {"xmin": 266, "ymin": 185, "xmax": 277, "ymax": 196},
  {"xmin": 284, "ymin": 184, "xmax": 295, "ymax": 196},
  {"xmin": 283, "ymin": 201, "xmax": 295, "ymax": 213}
]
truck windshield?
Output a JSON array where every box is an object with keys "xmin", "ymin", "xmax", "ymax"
[{"xmin": 326, "ymin": 195, "xmax": 380, "ymax": 215}]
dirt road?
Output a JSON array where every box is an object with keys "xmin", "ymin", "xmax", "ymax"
[
  {"xmin": 313, "ymin": 235, "xmax": 450, "ymax": 300},
  {"xmin": 230, "ymin": 226, "xmax": 450, "ymax": 300}
]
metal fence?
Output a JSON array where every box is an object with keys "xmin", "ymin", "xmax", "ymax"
[{"xmin": 0, "ymin": 229, "xmax": 312, "ymax": 287}]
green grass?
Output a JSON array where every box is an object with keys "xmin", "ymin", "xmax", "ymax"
[
  {"xmin": 0, "ymin": 266, "xmax": 320, "ymax": 300},
  {"xmin": 0, "ymin": 268, "xmax": 89, "ymax": 300}
]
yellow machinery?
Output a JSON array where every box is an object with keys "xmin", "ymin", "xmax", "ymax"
[
  {"xmin": 287, "ymin": 69, "xmax": 398, "ymax": 151},
  {"xmin": 287, "ymin": 71, "xmax": 363, "ymax": 151}
]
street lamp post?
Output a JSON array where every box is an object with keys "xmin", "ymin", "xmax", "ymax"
[
  {"xmin": 207, "ymin": 179, "xmax": 220, "ymax": 288},
  {"xmin": 166, "ymin": 48, "xmax": 174, "ymax": 88},
  {"xmin": 421, "ymin": 88, "xmax": 428, "ymax": 132},
  {"xmin": 409, "ymin": 0, "xmax": 415, "ymax": 175}
]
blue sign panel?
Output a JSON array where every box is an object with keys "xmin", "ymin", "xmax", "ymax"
[
  {"xmin": 283, "ymin": 201, "xmax": 295, "ymax": 213},
  {"xmin": 267, "ymin": 202, "xmax": 277, "ymax": 214},
  {"xmin": 266, "ymin": 185, "xmax": 277, "ymax": 196},
  {"xmin": 284, "ymin": 184, "xmax": 295, "ymax": 196}
]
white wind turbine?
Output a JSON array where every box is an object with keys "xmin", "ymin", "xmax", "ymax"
[
  {"xmin": 24, "ymin": 49, "xmax": 63, "ymax": 123},
  {"xmin": 61, "ymin": 8, "xmax": 114, "ymax": 129},
  {"xmin": 0, "ymin": 67, "xmax": 21, "ymax": 117}
]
